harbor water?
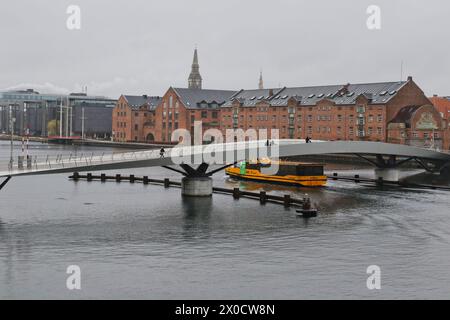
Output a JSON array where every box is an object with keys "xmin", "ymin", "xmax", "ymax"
[{"xmin": 1, "ymin": 141, "xmax": 450, "ymax": 299}]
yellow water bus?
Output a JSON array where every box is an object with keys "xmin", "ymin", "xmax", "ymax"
[{"xmin": 225, "ymin": 160, "xmax": 327, "ymax": 187}]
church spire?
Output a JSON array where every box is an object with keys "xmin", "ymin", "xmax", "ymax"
[
  {"xmin": 258, "ymin": 70, "xmax": 264, "ymax": 90},
  {"xmin": 188, "ymin": 47, "xmax": 202, "ymax": 89}
]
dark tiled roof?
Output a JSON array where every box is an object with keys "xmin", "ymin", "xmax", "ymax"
[
  {"xmin": 222, "ymin": 81, "xmax": 408, "ymax": 107},
  {"xmin": 124, "ymin": 95, "xmax": 162, "ymax": 110},
  {"xmin": 172, "ymin": 88, "xmax": 237, "ymax": 109},
  {"xmin": 389, "ymin": 105, "xmax": 421, "ymax": 128}
]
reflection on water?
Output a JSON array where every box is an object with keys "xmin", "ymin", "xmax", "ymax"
[
  {"xmin": 1, "ymin": 142, "xmax": 450, "ymax": 299},
  {"xmin": 181, "ymin": 197, "xmax": 213, "ymax": 240}
]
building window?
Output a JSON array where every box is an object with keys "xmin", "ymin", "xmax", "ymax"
[
  {"xmin": 135, "ymin": 124, "xmax": 138, "ymax": 130},
  {"xmin": 377, "ymin": 115, "xmax": 383, "ymax": 122},
  {"xmin": 201, "ymin": 111, "xmax": 208, "ymax": 118},
  {"xmin": 358, "ymin": 116, "xmax": 365, "ymax": 126}
]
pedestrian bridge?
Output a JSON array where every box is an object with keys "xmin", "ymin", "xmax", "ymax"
[{"xmin": 1, "ymin": 139, "xmax": 449, "ymax": 180}]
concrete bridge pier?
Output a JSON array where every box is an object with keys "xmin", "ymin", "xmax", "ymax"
[
  {"xmin": 374, "ymin": 168, "xmax": 400, "ymax": 182},
  {"xmin": 163, "ymin": 162, "xmax": 234, "ymax": 197},
  {"xmin": 181, "ymin": 176, "xmax": 213, "ymax": 197}
]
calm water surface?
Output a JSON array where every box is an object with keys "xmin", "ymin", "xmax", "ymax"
[{"xmin": 0, "ymin": 141, "xmax": 449, "ymax": 299}]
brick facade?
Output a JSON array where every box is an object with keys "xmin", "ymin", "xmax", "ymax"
[
  {"xmin": 112, "ymin": 78, "xmax": 447, "ymax": 150},
  {"xmin": 112, "ymin": 95, "xmax": 161, "ymax": 142},
  {"xmin": 429, "ymin": 96, "xmax": 450, "ymax": 150},
  {"xmin": 154, "ymin": 87, "xmax": 233, "ymax": 143}
]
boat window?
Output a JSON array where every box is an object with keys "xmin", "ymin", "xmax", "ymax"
[{"xmin": 296, "ymin": 165, "xmax": 324, "ymax": 176}]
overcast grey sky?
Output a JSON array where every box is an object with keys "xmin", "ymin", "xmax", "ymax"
[{"xmin": 0, "ymin": 0, "xmax": 449, "ymax": 98}]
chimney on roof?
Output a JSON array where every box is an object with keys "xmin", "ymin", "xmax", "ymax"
[
  {"xmin": 407, "ymin": 76, "xmax": 413, "ymax": 81},
  {"xmin": 269, "ymin": 89, "xmax": 274, "ymax": 97},
  {"xmin": 143, "ymin": 94, "xmax": 148, "ymax": 99},
  {"xmin": 433, "ymin": 94, "xmax": 438, "ymax": 97}
]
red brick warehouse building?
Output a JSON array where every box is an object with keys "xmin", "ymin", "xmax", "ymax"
[
  {"xmin": 112, "ymin": 94, "xmax": 162, "ymax": 142},
  {"xmin": 220, "ymin": 76, "xmax": 445, "ymax": 149}
]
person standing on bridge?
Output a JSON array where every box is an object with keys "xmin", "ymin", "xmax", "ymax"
[{"xmin": 160, "ymin": 147, "xmax": 165, "ymax": 158}]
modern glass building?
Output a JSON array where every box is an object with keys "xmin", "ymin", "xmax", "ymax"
[{"xmin": 0, "ymin": 89, "xmax": 117, "ymax": 138}]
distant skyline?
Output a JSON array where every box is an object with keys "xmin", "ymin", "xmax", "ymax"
[{"xmin": 0, "ymin": 0, "xmax": 449, "ymax": 98}]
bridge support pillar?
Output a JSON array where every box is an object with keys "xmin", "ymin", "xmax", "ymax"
[
  {"xmin": 374, "ymin": 168, "xmax": 399, "ymax": 182},
  {"xmin": 181, "ymin": 176, "xmax": 213, "ymax": 197}
]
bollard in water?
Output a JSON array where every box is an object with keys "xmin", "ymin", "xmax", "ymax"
[
  {"xmin": 233, "ymin": 188, "xmax": 240, "ymax": 199},
  {"xmin": 377, "ymin": 177, "xmax": 384, "ymax": 186},
  {"xmin": 130, "ymin": 175, "xmax": 135, "ymax": 183},
  {"xmin": 100, "ymin": 174, "xmax": 106, "ymax": 182},
  {"xmin": 87, "ymin": 173, "xmax": 93, "ymax": 181},
  {"xmin": 333, "ymin": 172, "xmax": 338, "ymax": 180},
  {"xmin": 164, "ymin": 178, "xmax": 170, "ymax": 188},
  {"xmin": 143, "ymin": 176, "xmax": 149, "ymax": 185},
  {"xmin": 259, "ymin": 191, "xmax": 267, "ymax": 204},
  {"xmin": 283, "ymin": 194, "xmax": 291, "ymax": 207},
  {"xmin": 355, "ymin": 174, "xmax": 360, "ymax": 183},
  {"xmin": 72, "ymin": 172, "xmax": 80, "ymax": 181},
  {"xmin": 116, "ymin": 174, "xmax": 121, "ymax": 182}
]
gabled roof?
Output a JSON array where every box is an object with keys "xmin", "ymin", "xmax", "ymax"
[
  {"xmin": 172, "ymin": 88, "xmax": 237, "ymax": 109},
  {"xmin": 222, "ymin": 81, "xmax": 409, "ymax": 107},
  {"xmin": 123, "ymin": 95, "xmax": 162, "ymax": 110}
]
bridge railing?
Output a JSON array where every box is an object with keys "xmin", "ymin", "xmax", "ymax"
[{"xmin": 0, "ymin": 149, "xmax": 163, "ymax": 173}]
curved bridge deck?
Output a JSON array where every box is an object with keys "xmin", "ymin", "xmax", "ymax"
[{"xmin": 1, "ymin": 140, "xmax": 449, "ymax": 178}]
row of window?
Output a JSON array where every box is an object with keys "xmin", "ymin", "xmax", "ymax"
[
  {"xmin": 163, "ymin": 96, "xmax": 179, "ymax": 110},
  {"xmin": 223, "ymin": 114, "xmax": 384, "ymax": 123},
  {"xmin": 222, "ymin": 125, "xmax": 384, "ymax": 135},
  {"xmin": 162, "ymin": 122, "xmax": 179, "ymax": 129},
  {"xmin": 229, "ymin": 105, "xmax": 383, "ymax": 114}
]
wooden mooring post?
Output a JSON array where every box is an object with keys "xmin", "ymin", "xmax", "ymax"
[{"xmin": 259, "ymin": 191, "xmax": 267, "ymax": 204}]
